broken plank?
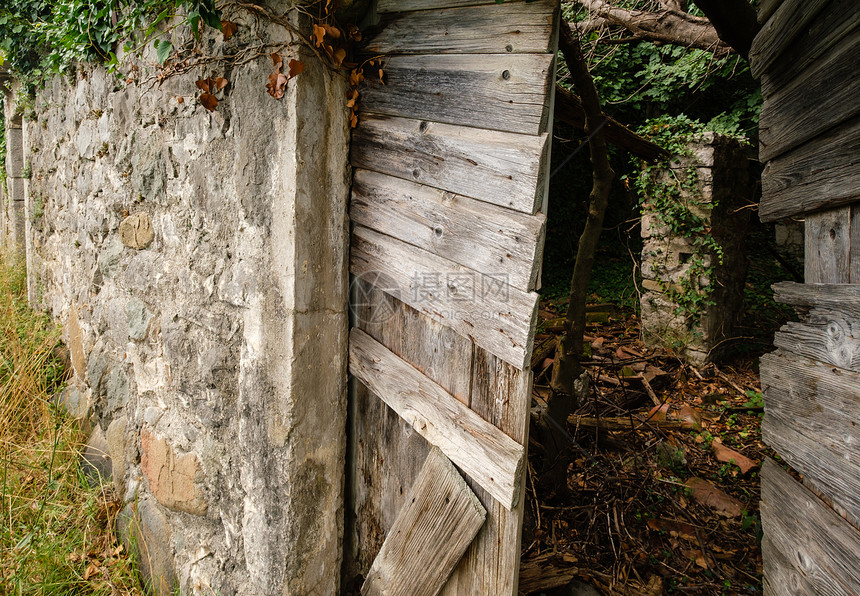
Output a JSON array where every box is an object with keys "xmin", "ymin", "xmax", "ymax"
[
  {"xmin": 361, "ymin": 447, "xmax": 486, "ymax": 596},
  {"xmin": 350, "ymin": 169, "xmax": 546, "ymax": 291},
  {"xmin": 378, "ymin": 0, "xmax": 505, "ymax": 13},
  {"xmin": 349, "ymin": 328, "xmax": 526, "ymax": 510},
  {"xmin": 758, "ymin": 28, "xmax": 860, "ymax": 161},
  {"xmin": 759, "ymin": 114, "xmax": 860, "ymax": 222},
  {"xmin": 805, "ymin": 207, "xmax": 853, "ymax": 284},
  {"xmin": 749, "ymin": 0, "xmax": 829, "ymax": 78},
  {"xmin": 351, "ymin": 226, "xmax": 538, "ymax": 369},
  {"xmin": 351, "ymin": 114, "xmax": 549, "ymax": 214},
  {"xmin": 361, "ymin": 54, "xmax": 554, "ymax": 136},
  {"xmin": 761, "ymin": 459, "xmax": 860, "ymax": 592},
  {"xmin": 365, "ymin": 0, "xmax": 556, "ymax": 55}
]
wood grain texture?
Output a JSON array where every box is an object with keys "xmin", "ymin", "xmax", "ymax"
[
  {"xmin": 805, "ymin": 207, "xmax": 852, "ymax": 284},
  {"xmin": 361, "ymin": 448, "xmax": 486, "ymax": 596},
  {"xmin": 761, "ymin": 349, "xmax": 860, "ymax": 528},
  {"xmin": 440, "ymin": 349, "xmax": 532, "ymax": 596},
  {"xmin": 761, "ymin": 535, "xmax": 815, "ymax": 595},
  {"xmin": 351, "ymin": 114, "xmax": 549, "ymax": 214},
  {"xmin": 757, "ymin": 0, "xmax": 786, "ymax": 24},
  {"xmin": 758, "ymin": 28, "xmax": 860, "ymax": 161},
  {"xmin": 349, "ymin": 329, "xmax": 525, "ymax": 510},
  {"xmin": 760, "ymin": 0, "xmax": 860, "ymax": 98},
  {"xmin": 773, "ymin": 318, "xmax": 860, "ymax": 373},
  {"xmin": 378, "ymin": 0, "xmax": 506, "ymax": 14},
  {"xmin": 761, "ymin": 459, "xmax": 860, "ymax": 594},
  {"xmin": 773, "ymin": 281, "xmax": 860, "ymax": 311},
  {"xmin": 351, "ymin": 226, "xmax": 539, "ymax": 369},
  {"xmin": 366, "ymin": 0, "xmax": 556, "ymax": 55},
  {"xmin": 853, "ymin": 204, "xmax": 860, "ymax": 283},
  {"xmin": 759, "ymin": 115, "xmax": 860, "ymax": 222},
  {"xmin": 361, "ymin": 54, "xmax": 554, "ymax": 136},
  {"xmin": 345, "ymin": 280, "xmax": 474, "ymax": 581},
  {"xmin": 749, "ymin": 0, "xmax": 829, "ymax": 78},
  {"xmin": 351, "ymin": 169, "xmax": 546, "ymax": 291}
]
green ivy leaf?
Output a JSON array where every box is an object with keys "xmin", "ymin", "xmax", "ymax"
[{"xmin": 154, "ymin": 38, "xmax": 172, "ymax": 65}]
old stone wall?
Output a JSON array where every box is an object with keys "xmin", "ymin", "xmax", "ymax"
[
  {"xmin": 20, "ymin": 14, "xmax": 350, "ymax": 595},
  {"xmin": 640, "ymin": 134, "xmax": 754, "ymax": 364},
  {"xmin": 2, "ymin": 85, "xmax": 26, "ymax": 254}
]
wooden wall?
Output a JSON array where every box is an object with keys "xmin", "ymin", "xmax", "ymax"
[
  {"xmin": 752, "ymin": 0, "xmax": 860, "ymax": 593},
  {"xmin": 344, "ymin": 1, "xmax": 558, "ymax": 594}
]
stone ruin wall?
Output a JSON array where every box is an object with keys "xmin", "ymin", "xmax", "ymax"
[
  {"xmin": 7, "ymin": 15, "xmax": 351, "ymax": 595},
  {"xmin": 640, "ymin": 134, "xmax": 755, "ymax": 364}
]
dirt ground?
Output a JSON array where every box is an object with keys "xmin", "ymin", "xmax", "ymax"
[{"xmin": 521, "ymin": 302, "xmax": 773, "ymax": 596}]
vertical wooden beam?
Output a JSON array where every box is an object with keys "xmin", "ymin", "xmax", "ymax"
[{"xmin": 805, "ymin": 207, "xmax": 852, "ymax": 283}]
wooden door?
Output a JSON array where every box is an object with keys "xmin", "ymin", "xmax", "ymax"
[{"xmin": 345, "ymin": 1, "xmax": 558, "ymax": 594}]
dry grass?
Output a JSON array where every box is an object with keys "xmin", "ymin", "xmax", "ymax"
[{"xmin": 0, "ymin": 253, "xmax": 145, "ymax": 595}]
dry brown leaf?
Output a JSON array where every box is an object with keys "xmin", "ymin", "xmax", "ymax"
[
  {"xmin": 348, "ymin": 23, "xmax": 362, "ymax": 41},
  {"xmin": 83, "ymin": 563, "xmax": 99, "ymax": 580},
  {"xmin": 195, "ymin": 78, "xmax": 211, "ymax": 93},
  {"xmin": 270, "ymin": 52, "xmax": 283, "ymax": 69},
  {"xmin": 333, "ymin": 48, "xmax": 347, "ymax": 66},
  {"xmin": 313, "ymin": 24, "xmax": 326, "ymax": 47},
  {"xmin": 685, "ymin": 477, "xmax": 743, "ymax": 518},
  {"xmin": 322, "ymin": 24, "xmax": 341, "ymax": 39},
  {"xmin": 198, "ymin": 92, "xmax": 219, "ymax": 111},
  {"xmin": 215, "ymin": 77, "xmax": 228, "ymax": 91},
  {"xmin": 221, "ymin": 20, "xmax": 238, "ymax": 40},
  {"xmin": 378, "ymin": 68, "xmax": 385, "ymax": 84},
  {"xmin": 646, "ymin": 518, "xmax": 698, "ymax": 542},
  {"xmin": 176, "ymin": 96, "xmax": 184, "ymax": 104},
  {"xmin": 288, "ymin": 59, "xmax": 305, "ymax": 78},
  {"xmin": 711, "ymin": 438, "xmax": 758, "ymax": 474}
]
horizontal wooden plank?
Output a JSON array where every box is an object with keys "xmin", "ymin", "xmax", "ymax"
[
  {"xmin": 351, "ymin": 226, "xmax": 538, "ymax": 368},
  {"xmin": 760, "ymin": 0, "xmax": 860, "ymax": 99},
  {"xmin": 773, "ymin": 281, "xmax": 860, "ymax": 311},
  {"xmin": 361, "ymin": 447, "xmax": 486, "ymax": 596},
  {"xmin": 365, "ymin": 0, "xmax": 556, "ymax": 55},
  {"xmin": 350, "ymin": 169, "xmax": 546, "ymax": 291},
  {"xmin": 759, "ymin": 28, "xmax": 860, "ymax": 161},
  {"xmin": 804, "ymin": 208, "xmax": 853, "ymax": 284},
  {"xmin": 349, "ymin": 328, "xmax": 526, "ymax": 509},
  {"xmin": 773, "ymin": 317, "xmax": 860, "ymax": 373},
  {"xmin": 361, "ymin": 54, "xmax": 554, "ymax": 136},
  {"xmin": 759, "ymin": 114, "xmax": 860, "ymax": 222},
  {"xmin": 749, "ymin": 0, "xmax": 829, "ymax": 78},
  {"xmin": 761, "ymin": 458, "xmax": 860, "ymax": 593},
  {"xmin": 351, "ymin": 114, "xmax": 549, "ymax": 214},
  {"xmin": 378, "ymin": 0, "xmax": 501, "ymax": 13}
]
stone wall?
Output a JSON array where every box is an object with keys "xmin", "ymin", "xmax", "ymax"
[
  {"xmin": 19, "ymin": 14, "xmax": 350, "ymax": 595},
  {"xmin": 2, "ymin": 85, "xmax": 26, "ymax": 254},
  {"xmin": 640, "ymin": 134, "xmax": 754, "ymax": 364}
]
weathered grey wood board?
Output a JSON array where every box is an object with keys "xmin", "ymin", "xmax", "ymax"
[
  {"xmin": 361, "ymin": 54, "xmax": 554, "ymax": 136},
  {"xmin": 761, "ymin": 535, "xmax": 815, "ymax": 595},
  {"xmin": 759, "ymin": 115, "xmax": 860, "ymax": 222},
  {"xmin": 377, "ymin": 0, "xmax": 506, "ymax": 13},
  {"xmin": 749, "ymin": 0, "xmax": 830, "ymax": 78},
  {"xmin": 350, "ymin": 169, "xmax": 546, "ymax": 291},
  {"xmin": 365, "ymin": 0, "xmax": 556, "ymax": 56},
  {"xmin": 804, "ymin": 206, "xmax": 854, "ymax": 284},
  {"xmin": 761, "ymin": 459, "xmax": 860, "ymax": 594},
  {"xmin": 351, "ymin": 226, "xmax": 539, "ymax": 369},
  {"xmin": 349, "ymin": 328, "xmax": 525, "ymax": 510},
  {"xmin": 351, "ymin": 115, "xmax": 549, "ymax": 214},
  {"xmin": 760, "ymin": 0, "xmax": 860, "ymax": 99},
  {"xmin": 758, "ymin": 28, "xmax": 860, "ymax": 161},
  {"xmin": 361, "ymin": 448, "xmax": 486, "ymax": 596}
]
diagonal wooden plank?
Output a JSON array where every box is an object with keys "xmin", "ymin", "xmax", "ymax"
[
  {"xmin": 361, "ymin": 447, "xmax": 486, "ymax": 596},
  {"xmin": 361, "ymin": 54, "xmax": 554, "ymax": 136},
  {"xmin": 378, "ymin": 0, "xmax": 508, "ymax": 14},
  {"xmin": 351, "ymin": 169, "xmax": 546, "ymax": 291},
  {"xmin": 365, "ymin": 0, "xmax": 557, "ymax": 55},
  {"xmin": 351, "ymin": 114, "xmax": 549, "ymax": 214},
  {"xmin": 351, "ymin": 226, "xmax": 538, "ymax": 369},
  {"xmin": 349, "ymin": 328, "xmax": 525, "ymax": 509},
  {"xmin": 749, "ymin": 0, "xmax": 829, "ymax": 78}
]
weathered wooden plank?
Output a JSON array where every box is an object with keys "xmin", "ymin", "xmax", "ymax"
[
  {"xmin": 440, "ymin": 349, "xmax": 531, "ymax": 595},
  {"xmin": 805, "ymin": 207, "xmax": 852, "ymax": 284},
  {"xmin": 773, "ymin": 281, "xmax": 860, "ymax": 311},
  {"xmin": 759, "ymin": 29, "xmax": 860, "ymax": 161},
  {"xmin": 852, "ymin": 204, "xmax": 860, "ymax": 284},
  {"xmin": 350, "ymin": 169, "xmax": 546, "ymax": 291},
  {"xmin": 361, "ymin": 448, "xmax": 486, "ymax": 596},
  {"xmin": 749, "ymin": 0, "xmax": 830, "ymax": 78},
  {"xmin": 757, "ymin": 0, "xmax": 786, "ymax": 24},
  {"xmin": 377, "ymin": 0, "xmax": 502, "ymax": 13},
  {"xmin": 345, "ymin": 280, "xmax": 475, "ymax": 581},
  {"xmin": 761, "ymin": 535, "xmax": 816, "ymax": 595},
  {"xmin": 351, "ymin": 226, "xmax": 539, "ymax": 369},
  {"xmin": 351, "ymin": 114, "xmax": 549, "ymax": 214},
  {"xmin": 759, "ymin": 114, "xmax": 860, "ymax": 222},
  {"xmin": 760, "ymin": 0, "xmax": 860, "ymax": 99},
  {"xmin": 773, "ymin": 318, "xmax": 860, "ymax": 373},
  {"xmin": 761, "ymin": 459, "xmax": 860, "ymax": 593},
  {"xmin": 349, "ymin": 328, "xmax": 525, "ymax": 510},
  {"xmin": 366, "ymin": 0, "xmax": 556, "ymax": 55},
  {"xmin": 361, "ymin": 54, "xmax": 554, "ymax": 136}
]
